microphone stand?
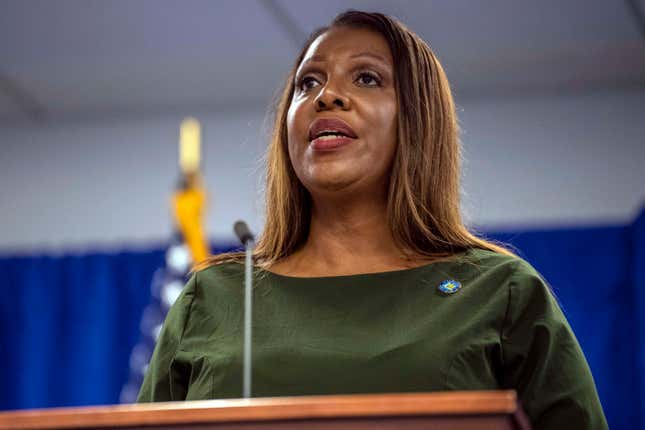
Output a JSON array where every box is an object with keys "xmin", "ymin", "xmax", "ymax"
[{"xmin": 234, "ymin": 221, "xmax": 255, "ymax": 399}]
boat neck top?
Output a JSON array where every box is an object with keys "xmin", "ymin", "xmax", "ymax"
[
  {"xmin": 257, "ymin": 249, "xmax": 472, "ymax": 281},
  {"xmin": 138, "ymin": 248, "xmax": 607, "ymax": 430}
]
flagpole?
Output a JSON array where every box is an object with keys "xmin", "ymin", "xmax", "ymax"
[{"xmin": 175, "ymin": 117, "xmax": 209, "ymax": 264}]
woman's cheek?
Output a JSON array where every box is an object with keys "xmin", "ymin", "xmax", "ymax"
[{"xmin": 287, "ymin": 100, "xmax": 306, "ymax": 144}]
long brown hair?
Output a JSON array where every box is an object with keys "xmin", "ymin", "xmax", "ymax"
[{"xmin": 194, "ymin": 10, "xmax": 512, "ymax": 271}]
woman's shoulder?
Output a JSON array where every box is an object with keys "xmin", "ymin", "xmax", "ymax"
[
  {"xmin": 463, "ymin": 248, "xmax": 559, "ymax": 314},
  {"xmin": 194, "ymin": 261, "xmax": 245, "ymax": 282},
  {"xmin": 167, "ymin": 262, "xmax": 247, "ymax": 327},
  {"xmin": 185, "ymin": 262, "xmax": 249, "ymax": 299},
  {"xmin": 460, "ymin": 247, "xmax": 535, "ymax": 276},
  {"xmin": 456, "ymin": 248, "xmax": 551, "ymax": 299}
]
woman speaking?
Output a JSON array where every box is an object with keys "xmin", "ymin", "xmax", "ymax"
[{"xmin": 138, "ymin": 10, "xmax": 607, "ymax": 429}]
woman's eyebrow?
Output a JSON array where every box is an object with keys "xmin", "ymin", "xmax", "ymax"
[
  {"xmin": 349, "ymin": 52, "xmax": 391, "ymax": 65},
  {"xmin": 302, "ymin": 52, "xmax": 391, "ymax": 66},
  {"xmin": 305, "ymin": 55, "xmax": 325, "ymax": 64}
]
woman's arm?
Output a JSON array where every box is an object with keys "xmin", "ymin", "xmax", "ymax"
[
  {"xmin": 136, "ymin": 274, "xmax": 196, "ymax": 402},
  {"xmin": 501, "ymin": 260, "xmax": 608, "ymax": 429}
]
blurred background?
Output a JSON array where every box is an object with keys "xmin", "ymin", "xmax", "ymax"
[{"xmin": 0, "ymin": 0, "xmax": 643, "ymax": 429}]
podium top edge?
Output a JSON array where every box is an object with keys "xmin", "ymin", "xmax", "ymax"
[{"xmin": 0, "ymin": 391, "xmax": 521, "ymax": 430}]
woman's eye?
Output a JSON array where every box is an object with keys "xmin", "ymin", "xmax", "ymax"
[
  {"xmin": 356, "ymin": 72, "xmax": 381, "ymax": 87},
  {"xmin": 299, "ymin": 76, "xmax": 319, "ymax": 92}
]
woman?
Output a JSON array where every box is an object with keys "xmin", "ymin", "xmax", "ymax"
[{"xmin": 138, "ymin": 10, "xmax": 607, "ymax": 429}]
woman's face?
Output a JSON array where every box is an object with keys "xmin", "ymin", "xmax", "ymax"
[{"xmin": 287, "ymin": 26, "xmax": 397, "ymax": 198}]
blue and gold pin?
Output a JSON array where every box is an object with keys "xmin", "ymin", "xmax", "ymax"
[{"xmin": 438, "ymin": 279, "xmax": 462, "ymax": 295}]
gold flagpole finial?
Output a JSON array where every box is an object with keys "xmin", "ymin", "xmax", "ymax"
[{"xmin": 179, "ymin": 117, "xmax": 201, "ymax": 175}]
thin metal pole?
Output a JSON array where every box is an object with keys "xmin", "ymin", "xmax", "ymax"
[{"xmin": 243, "ymin": 240, "xmax": 254, "ymax": 398}]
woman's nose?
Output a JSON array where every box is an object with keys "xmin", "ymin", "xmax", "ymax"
[{"xmin": 314, "ymin": 83, "xmax": 351, "ymax": 111}]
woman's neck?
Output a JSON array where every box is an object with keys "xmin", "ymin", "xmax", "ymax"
[{"xmin": 268, "ymin": 194, "xmax": 429, "ymax": 277}]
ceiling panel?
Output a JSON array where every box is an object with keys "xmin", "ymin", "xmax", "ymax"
[
  {"xmin": 0, "ymin": 0, "xmax": 643, "ymax": 122},
  {"xmin": 0, "ymin": 92, "xmax": 20, "ymax": 120},
  {"xmin": 0, "ymin": 0, "xmax": 297, "ymax": 120},
  {"xmin": 278, "ymin": 0, "xmax": 645, "ymax": 94}
]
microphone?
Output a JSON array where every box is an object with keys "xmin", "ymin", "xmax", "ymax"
[
  {"xmin": 234, "ymin": 220, "xmax": 255, "ymax": 399},
  {"xmin": 234, "ymin": 221, "xmax": 254, "ymax": 246}
]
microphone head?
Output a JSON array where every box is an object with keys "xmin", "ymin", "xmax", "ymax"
[{"xmin": 234, "ymin": 221, "xmax": 254, "ymax": 245}]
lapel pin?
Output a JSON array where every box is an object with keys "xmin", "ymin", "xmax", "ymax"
[{"xmin": 438, "ymin": 279, "xmax": 462, "ymax": 295}]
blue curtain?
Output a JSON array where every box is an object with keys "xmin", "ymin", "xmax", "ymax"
[
  {"xmin": 0, "ymin": 249, "xmax": 165, "ymax": 410},
  {"xmin": 635, "ymin": 211, "xmax": 645, "ymax": 429},
  {"xmin": 0, "ymin": 209, "xmax": 643, "ymax": 430}
]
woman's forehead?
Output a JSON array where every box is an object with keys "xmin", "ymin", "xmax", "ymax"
[{"xmin": 300, "ymin": 27, "xmax": 393, "ymax": 66}]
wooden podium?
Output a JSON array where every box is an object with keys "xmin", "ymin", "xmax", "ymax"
[{"xmin": 0, "ymin": 391, "xmax": 531, "ymax": 430}]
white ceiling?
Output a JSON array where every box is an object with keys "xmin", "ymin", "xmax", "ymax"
[{"xmin": 1, "ymin": 0, "xmax": 644, "ymax": 123}]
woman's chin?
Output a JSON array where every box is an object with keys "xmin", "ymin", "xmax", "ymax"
[
  {"xmin": 298, "ymin": 159, "xmax": 380, "ymax": 195},
  {"xmin": 307, "ymin": 177, "xmax": 354, "ymax": 193},
  {"xmin": 302, "ymin": 172, "xmax": 368, "ymax": 196}
]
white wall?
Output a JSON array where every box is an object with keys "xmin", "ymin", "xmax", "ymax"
[
  {"xmin": 459, "ymin": 88, "xmax": 645, "ymax": 230},
  {"xmin": 1, "ymin": 88, "xmax": 643, "ymax": 253},
  {"xmin": 0, "ymin": 108, "xmax": 269, "ymax": 253}
]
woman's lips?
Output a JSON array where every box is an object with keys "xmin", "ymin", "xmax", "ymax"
[{"xmin": 310, "ymin": 135, "xmax": 355, "ymax": 151}]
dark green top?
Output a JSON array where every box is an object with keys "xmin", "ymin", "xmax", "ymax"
[{"xmin": 137, "ymin": 248, "xmax": 607, "ymax": 429}]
